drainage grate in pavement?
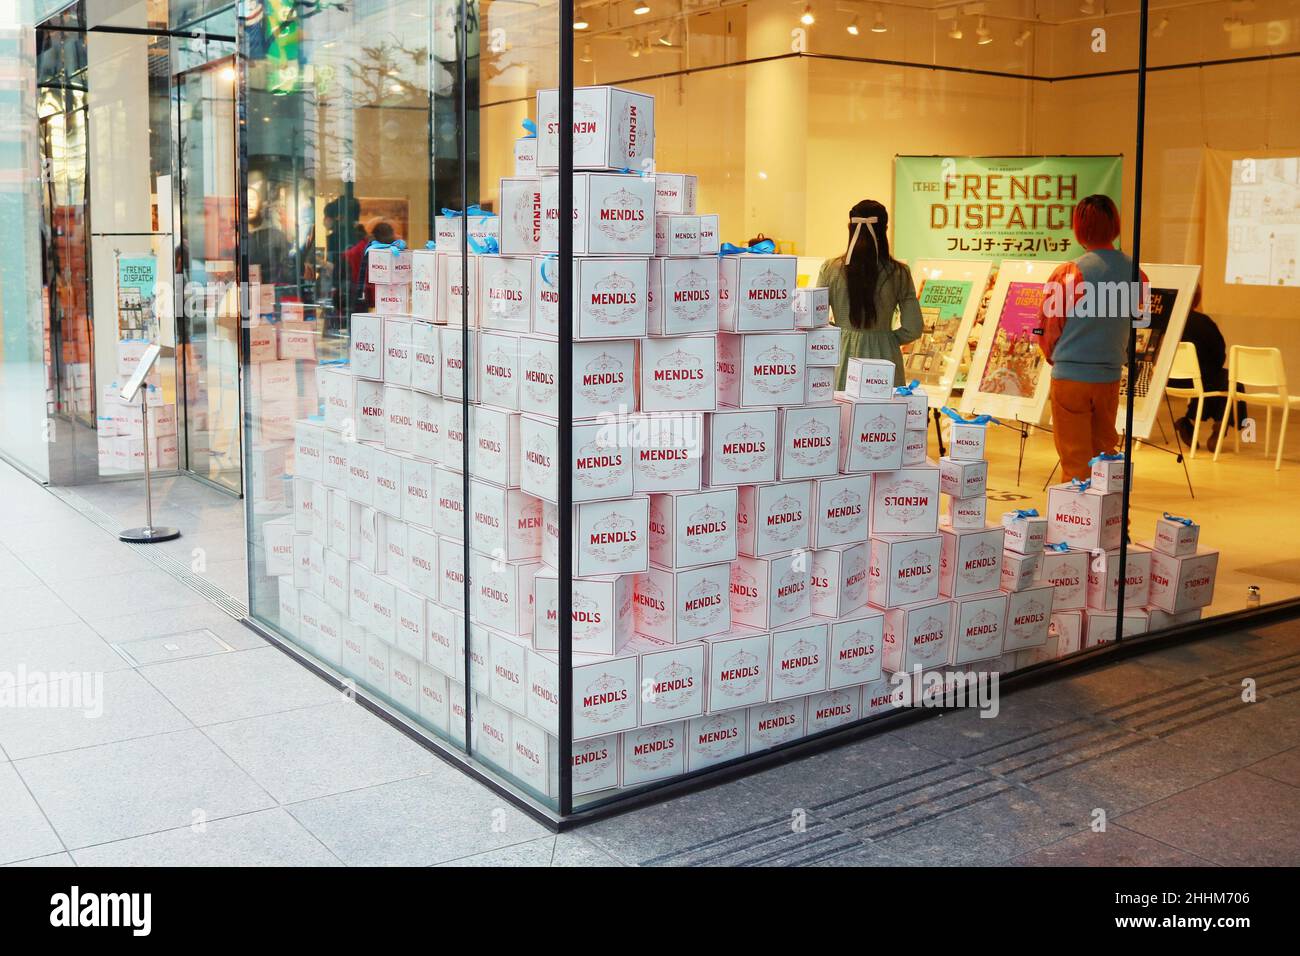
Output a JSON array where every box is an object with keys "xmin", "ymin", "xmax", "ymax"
[
  {"xmin": 112, "ymin": 628, "xmax": 237, "ymax": 666},
  {"xmin": 640, "ymin": 815, "xmax": 868, "ymax": 867}
]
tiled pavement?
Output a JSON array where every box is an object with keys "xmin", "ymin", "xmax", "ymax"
[{"xmin": 1, "ymin": 459, "xmax": 1298, "ymax": 866}]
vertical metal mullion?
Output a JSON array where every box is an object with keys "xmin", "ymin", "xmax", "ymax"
[
  {"xmin": 1116, "ymin": 0, "xmax": 1149, "ymax": 637},
  {"xmin": 458, "ymin": 0, "xmax": 474, "ymax": 756},
  {"xmin": 235, "ymin": 11, "xmax": 257, "ymax": 606},
  {"xmin": 557, "ymin": 0, "xmax": 575, "ymax": 818}
]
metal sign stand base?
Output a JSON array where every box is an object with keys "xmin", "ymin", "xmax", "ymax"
[{"xmin": 118, "ymin": 388, "xmax": 180, "ymax": 544}]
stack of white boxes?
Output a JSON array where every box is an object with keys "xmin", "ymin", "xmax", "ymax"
[{"xmin": 95, "ymin": 340, "xmax": 180, "ymax": 474}]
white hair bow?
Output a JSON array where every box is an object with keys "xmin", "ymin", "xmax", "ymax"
[{"xmin": 845, "ymin": 215, "xmax": 879, "ymax": 265}]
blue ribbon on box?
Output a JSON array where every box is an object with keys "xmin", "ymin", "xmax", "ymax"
[
  {"xmin": 1010, "ymin": 508, "xmax": 1039, "ymax": 519},
  {"xmin": 1162, "ymin": 512, "xmax": 1194, "ymax": 526},
  {"xmin": 719, "ymin": 239, "xmax": 776, "ymax": 256},
  {"xmin": 617, "ymin": 165, "xmax": 650, "ymax": 177},
  {"xmin": 895, "ymin": 379, "xmax": 922, "ymax": 396},
  {"xmin": 1069, "ymin": 477, "xmax": 1091, "ymax": 492},
  {"xmin": 1089, "ymin": 452, "xmax": 1124, "ymax": 466},
  {"xmin": 440, "ymin": 205, "xmax": 496, "ymax": 220},
  {"xmin": 366, "ymin": 238, "xmax": 407, "ymax": 256},
  {"xmin": 521, "ymin": 118, "xmax": 537, "ymax": 138},
  {"xmin": 1045, "ymin": 541, "xmax": 1071, "ymax": 552},
  {"xmin": 467, "ymin": 234, "xmax": 499, "ymax": 255},
  {"xmin": 940, "ymin": 406, "xmax": 998, "ymax": 426},
  {"xmin": 424, "ymin": 240, "xmax": 436, "ymax": 250},
  {"xmin": 538, "ymin": 253, "xmax": 557, "ymax": 288}
]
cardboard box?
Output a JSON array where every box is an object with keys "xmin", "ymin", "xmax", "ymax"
[
  {"xmin": 514, "ymin": 136, "xmax": 537, "ymax": 177},
  {"xmin": 938, "ymin": 456, "xmax": 987, "ymax": 499},
  {"xmin": 442, "ymin": 401, "xmax": 465, "ymax": 473},
  {"xmin": 477, "ymin": 255, "xmax": 534, "ymax": 333},
  {"xmin": 1046, "ymin": 482, "xmax": 1123, "ymax": 551},
  {"xmin": 510, "ymin": 718, "xmax": 558, "ymax": 797},
  {"xmin": 536, "ymin": 85, "xmax": 655, "ymax": 171},
  {"xmin": 572, "ymin": 735, "xmax": 620, "ymax": 794},
  {"xmin": 384, "ymin": 385, "xmax": 416, "ymax": 454},
  {"xmin": 938, "ymin": 523, "xmax": 1005, "ymax": 598},
  {"xmin": 949, "ymin": 591, "xmax": 1007, "ymax": 665},
  {"xmin": 469, "ymin": 551, "xmax": 539, "ymax": 637},
  {"xmin": 1144, "ymin": 545, "xmax": 1219, "ymax": 613},
  {"xmin": 647, "ymin": 257, "xmax": 719, "ymax": 336},
  {"xmin": 575, "ymin": 496, "xmax": 650, "ymax": 576},
  {"xmin": 378, "ymin": 514, "xmax": 409, "ymax": 585},
  {"xmin": 520, "ymin": 415, "xmax": 633, "ymax": 504},
  {"xmin": 806, "ymin": 687, "xmax": 862, "ymax": 734},
  {"xmin": 842, "ymin": 358, "xmax": 895, "ymax": 400},
  {"xmin": 633, "ymin": 562, "xmax": 732, "ymax": 644},
  {"xmin": 318, "ymin": 365, "xmax": 355, "ymax": 429},
  {"xmin": 652, "ymin": 172, "xmax": 697, "ymax": 215},
  {"xmin": 638, "ymin": 639, "xmax": 707, "ymax": 725},
  {"xmin": 882, "ymin": 599, "xmax": 953, "ymax": 673},
  {"xmin": 685, "ymin": 711, "xmax": 747, "ymax": 771},
  {"xmin": 439, "ymin": 535, "xmax": 467, "ymax": 610},
  {"xmin": 1034, "ymin": 546, "xmax": 1089, "ymax": 610},
  {"xmin": 806, "ymin": 366, "xmax": 836, "ymax": 405},
  {"xmin": 793, "ymin": 287, "xmax": 830, "ymax": 329},
  {"xmin": 1086, "ymin": 545, "xmax": 1152, "ymax": 611},
  {"xmin": 292, "ymin": 477, "xmax": 319, "ymax": 534},
  {"xmin": 573, "ymin": 339, "xmax": 639, "ymax": 419},
  {"xmin": 649, "ymin": 487, "xmax": 739, "ymax": 568},
  {"xmin": 730, "ymin": 553, "xmax": 810, "ymax": 630},
  {"xmin": 902, "ymin": 429, "xmax": 928, "ymax": 467},
  {"xmin": 440, "ymin": 326, "xmax": 477, "ymax": 402},
  {"xmin": 630, "ymin": 412, "xmax": 705, "ymax": 493},
  {"xmin": 532, "ymin": 256, "xmax": 560, "ymax": 335},
  {"xmin": 393, "ymin": 584, "xmax": 427, "ymax": 660},
  {"xmin": 1089, "ymin": 454, "xmax": 1127, "ymax": 493},
  {"xmin": 470, "ymin": 405, "xmax": 521, "ymax": 488},
  {"xmin": 698, "ymin": 215, "xmax": 720, "ymax": 255},
  {"xmin": 263, "ymin": 517, "xmax": 295, "ymax": 577},
  {"xmin": 475, "ymin": 331, "xmax": 519, "ymax": 411},
  {"xmin": 293, "ymin": 419, "xmax": 325, "ymax": 483},
  {"xmin": 434, "ymin": 214, "xmax": 499, "ymax": 257},
  {"xmin": 639, "ymin": 334, "xmax": 716, "ymax": 413},
  {"xmin": 352, "ymin": 379, "xmax": 386, "ymax": 444},
  {"xmin": 498, "ymin": 178, "xmax": 544, "ymax": 257},
  {"xmin": 517, "ymin": 334, "xmax": 559, "ymax": 416},
  {"xmin": 718, "ymin": 254, "xmax": 798, "ymax": 331},
  {"xmin": 943, "ymin": 495, "xmax": 984, "ymax": 531},
  {"xmin": 622, "ymin": 721, "xmax": 686, "ymax": 787},
  {"xmin": 576, "ymin": 256, "xmax": 648, "ymax": 340},
  {"xmin": 768, "ymin": 621, "xmax": 829, "ymax": 700},
  {"xmin": 777, "ymin": 405, "xmax": 841, "ymax": 479},
  {"xmin": 717, "ymin": 332, "xmax": 806, "ymax": 408},
  {"xmin": 838, "ymin": 397, "xmax": 907, "ymax": 473},
  {"xmin": 703, "ymin": 408, "xmax": 778, "ymax": 486},
  {"xmin": 426, "ymin": 603, "xmax": 458, "ymax": 675},
  {"xmin": 828, "ymin": 607, "xmax": 885, "ymax": 688},
  {"xmin": 893, "ymin": 386, "xmax": 928, "ymax": 431},
  {"xmin": 540, "ymin": 172, "xmax": 656, "ymax": 255},
  {"xmin": 870, "ymin": 465, "xmax": 940, "ymax": 535},
  {"xmin": 534, "ymin": 568, "xmax": 635, "ymax": 655},
  {"xmin": 868, "ymin": 532, "xmax": 942, "ymax": 608},
  {"xmin": 571, "ymin": 648, "xmax": 640, "ymax": 739},
  {"xmin": 469, "ymin": 480, "xmax": 543, "ymax": 562},
  {"xmin": 411, "ymin": 249, "xmax": 438, "ymax": 320},
  {"xmin": 1001, "ymin": 584, "xmax": 1054, "ymax": 651},
  {"xmin": 736, "ymin": 482, "xmax": 810, "ymax": 559},
  {"xmin": 417, "ymin": 664, "xmax": 450, "ymax": 736},
  {"xmin": 371, "ymin": 448, "xmax": 403, "ymax": 517},
  {"xmin": 382, "ymin": 316, "xmax": 413, "ymax": 386},
  {"xmin": 1000, "ymin": 549, "xmax": 1041, "ymax": 591},
  {"xmin": 438, "ymin": 253, "xmax": 478, "ymax": 328},
  {"xmin": 411, "ymin": 320, "xmax": 442, "ymax": 395},
  {"xmin": 434, "ymin": 466, "xmax": 466, "ymax": 539},
  {"xmin": 322, "ymin": 431, "xmax": 349, "ymax": 491},
  {"xmin": 350, "ymin": 313, "xmax": 384, "ymax": 379},
  {"xmin": 471, "ymin": 693, "xmax": 513, "ymax": 769},
  {"xmin": 1154, "ymin": 513, "xmax": 1199, "ymax": 557},
  {"xmin": 488, "ymin": 629, "xmax": 531, "ymax": 716},
  {"xmin": 406, "ymin": 526, "xmax": 439, "ymax": 600},
  {"xmin": 249, "ymin": 324, "xmax": 277, "ymax": 363},
  {"xmin": 810, "ymin": 474, "xmax": 872, "ymax": 549},
  {"xmin": 802, "ymin": 328, "xmax": 839, "ymax": 369},
  {"xmin": 364, "ymin": 631, "xmax": 391, "ymax": 694},
  {"xmin": 1146, "ymin": 605, "xmax": 1203, "ymax": 630},
  {"xmin": 702, "ymin": 627, "xmax": 771, "ymax": 713},
  {"xmin": 808, "ymin": 542, "xmax": 870, "ymax": 618},
  {"xmin": 1083, "ymin": 608, "xmax": 1150, "ymax": 648},
  {"xmin": 655, "ymin": 214, "xmax": 702, "ymax": 257},
  {"xmin": 367, "ymin": 245, "xmax": 412, "ymax": 284},
  {"xmin": 1001, "ymin": 510, "xmax": 1047, "ymax": 554},
  {"xmin": 747, "ymin": 698, "xmax": 807, "ymax": 753},
  {"xmin": 946, "ymin": 419, "xmax": 987, "ymax": 461},
  {"xmin": 375, "ymin": 285, "xmax": 410, "ymax": 315}
]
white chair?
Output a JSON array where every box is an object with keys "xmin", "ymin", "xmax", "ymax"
[
  {"xmin": 1213, "ymin": 345, "xmax": 1300, "ymax": 470},
  {"xmin": 1164, "ymin": 341, "xmax": 1227, "ymax": 459}
]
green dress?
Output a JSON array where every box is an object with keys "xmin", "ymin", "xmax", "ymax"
[{"xmin": 818, "ymin": 256, "xmax": 924, "ymax": 389}]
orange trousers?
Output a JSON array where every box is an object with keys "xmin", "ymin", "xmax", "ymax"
[{"xmin": 1050, "ymin": 378, "xmax": 1120, "ymax": 482}]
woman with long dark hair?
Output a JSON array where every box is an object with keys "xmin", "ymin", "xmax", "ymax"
[{"xmin": 819, "ymin": 199, "xmax": 923, "ymax": 389}]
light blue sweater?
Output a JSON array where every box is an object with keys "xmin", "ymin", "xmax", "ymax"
[{"xmin": 1050, "ymin": 248, "xmax": 1137, "ymax": 384}]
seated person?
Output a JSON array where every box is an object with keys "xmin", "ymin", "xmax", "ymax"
[{"xmin": 1171, "ymin": 287, "xmax": 1245, "ymax": 452}]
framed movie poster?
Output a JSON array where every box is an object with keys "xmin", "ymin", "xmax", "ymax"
[
  {"xmin": 1118, "ymin": 262, "xmax": 1201, "ymax": 440},
  {"xmin": 960, "ymin": 259, "xmax": 1065, "ymax": 423},
  {"xmin": 904, "ymin": 259, "xmax": 994, "ymax": 408}
]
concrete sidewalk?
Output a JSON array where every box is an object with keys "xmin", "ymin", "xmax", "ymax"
[{"xmin": 1, "ymin": 459, "xmax": 1298, "ymax": 866}]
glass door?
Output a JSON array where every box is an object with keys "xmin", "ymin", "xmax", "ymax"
[{"xmin": 175, "ymin": 56, "xmax": 242, "ymax": 494}]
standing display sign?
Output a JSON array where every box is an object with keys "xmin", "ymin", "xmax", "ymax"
[
  {"xmin": 1120, "ymin": 263, "xmax": 1201, "ymax": 440},
  {"xmin": 903, "ymin": 259, "xmax": 993, "ymax": 408},
  {"xmin": 893, "ymin": 156, "xmax": 1123, "ymax": 263},
  {"xmin": 116, "ymin": 255, "xmax": 158, "ymax": 339},
  {"xmin": 960, "ymin": 259, "xmax": 1064, "ymax": 423}
]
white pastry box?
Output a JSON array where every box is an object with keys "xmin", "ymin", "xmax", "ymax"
[
  {"xmin": 439, "ymin": 535, "xmax": 467, "ymax": 610},
  {"xmin": 520, "ymin": 415, "xmax": 633, "ymax": 504},
  {"xmin": 868, "ymin": 532, "xmax": 942, "ymax": 608},
  {"xmin": 1144, "ymin": 545, "xmax": 1219, "ymax": 613},
  {"xmin": 647, "ymin": 256, "xmax": 719, "ymax": 336},
  {"xmin": 806, "ymin": 687, "xmax": 862, "ymax": 735},
  {"xmin": 370, "ymin": 448, "xmax": 403, "ymax": 518},
  {"xmin": 736, "ymin": 481, "xmax": 811, "ymax": 559},
  {"xmin": 893, "ymin": 384, "xmax": 928, "ymax": 430},
  {"xmin": 573, "ymin": 339, "xmax": 639, "ymax": 420},
  {"xmin": 406, "ymin": 526, "xmax": 438, "ymax": 599},
  {"xmin": 540, "ymin": 172, "xmax": 655, "ymax": 256},
  {"xmin": 648, "ymin": 487, "xmax": 739, "ymax": 569},
  {"xmin": 514, "ymin": 134, "xmax": 537, "ymax": 177},
  {"xmin": 747, "ymin": 697, "xmax": 808, "ymax": 753},
  {"xmin": 652, "ymin": 172, "xmax": 698, "ymax": 215},
  {"xmin": 1001, "ymin": 584, "xmax": 1054, "ymax": 652},
  {"xmin": 777, "ymin": 405, "xmax": 841, "ymax": 479},
  {"xmin": 468, "ymin": 480, "xmax": 542, "ymax": 562},
  {"xmin": 318, "ymin": 364, "xmax": 355, "ymax": 429},
  {"xmin": 638, "ymin": 638, "xmax": 707, "ymax": 726},
  {"xmin": 655, "ymin": 215, "xmax": 702, "ymax": 257},
  {"xmin": 576, "ymin": 256, "xmax": 649, "ymax": 340},
  {"xmin": 410, "ymin": 249, "xmax": 438, "ymax": 320},
  {"xmin": 532, "ymin": 255, "xmax": 560, "ymax": 334},
  {"xmin": 437, "ymin": 251, "xmax": 478, "ymax": 327},
  {"xmin": 293, "ymin": 419, "xmax": 325, "ymax": 483},
  {"xmin": 1154, "ymin": 513, "xmax": 1199, "ymax": 557},
  {"xmin": 861, "ymin": 674, "xmax": 907, "ymax": 716},
  {"xmin": 729, "ymin": 553, "xmax": 811, "ymax": 630},
  {"xmin": 434, "ymin": 466, "xmax": 466, "ymax": 539},
  {"xmin": 630, "ymin": 412, "xmax": 705, "ymax": 493},
  {"xmin": 510, "ymin": 718, "xmax": 559, "ymax": 798},
  {"xmin": 622, "ymin": 721, "xmax": 686, "ymax": 787},
  {"xmin": 477, "ymin": 255, "xmax": 534, "ymax": 333},
  {"xmin": 572, "ymin": 735, "xmax": 620, "ymax": 795},
  {"xmin": 882, "ymin": 598, "xmax": 952, "ymax": 674},
  {"xmin": 349, "ymin": 312, "xmax": 384, "ymax": 379},
  {"xmin": 353, "ymin": 379, "xmax": 385, "ymax": 444},
  {"xmin": 1034, "ymin": 546, "xmax": 1088, "ymax": 611},
  {"xmin": 827, "ymin": 607, "xmax": 885, "ymax": 688},
  {"xmin": 639, "ymin": 334, "xmax": 716, "ymax": 413},
  {"xmin": 1049, "ymin": 610, "xmax": 1084, "ymax": 656},
  {"xmin": 1000, "ymin": 549, "xmax": 1041, "ymax": 592},
  {"xmin": 686, "ymin": 711, "xmax": 747, "ymax": 772},
  {"xmin": 810, "ymin": 474, "xmax": 871, "ymax": 548},
  {"xmin": 717, "ymin": 331, "xmax": 806, "ymax": 408},
  {"xmin": 434, "ymin": 211, "xmax": 499, "ymax": 253},
  {"xmin": 1146, "ymin": 606, "xmax": 1203, "ymax": 630},
  {"xmin": 1046, "ymin": 482, "xmax": 1123, "ymax": 551},
  {"xmin": 794, "ymin": 287, "xmax": 830, "ymax": 329},
  {"xmin": 469, "ymin": 405, "xmax": 522, "ymax": 488},
  {"xmin": 810, "ymin": 542, "xmax": 871, "ymax": 618},
  {"xmin": 938, "ymin": 456, "xmax": 987, "ymax": 499},
  {"xmin": 946, "ymin": 495, "xmax": 986, "ymax": 530},
  {"xmin": 949, "ymin": 591, "xmax": 1007, "ymax": 665},
  {"xmin": 837, "ymin": 396, "xmax": 907, "ymax": 473},
  {"xmin": 769, "ymin": 621, "xmax": 829, "ymax": 701},
  {"xmin": 718, "ymin": 254, "xmax": 798, "ymax": 332},
  {"xmin": 384, "ymin": 385, "xmax": 416, "ymax": 454},
  {"xmin": 477, "ymin": 330, "xmax": 520, "ymax": 411},
  {"xmin": 517, "ymin": 334, "xmax": 559, "ymax": 416},
  {"xmin": 534, "ymin": 568, "xmax": 635, "ymax": 656},
  {"xmin": 902, "ymin": 428, "xmax": 929, "ymax": 467},
  {"xmin": 411, "ymin": 321, "xmax": 442, "ymax": 395},
  {"xmin": 938, "ymin": 522, "xmax": 1005, "ymax": 598},
  {"xmin": 469, "ymin": 552, "xmax": 539, "ymax": 638},
  {"xmin": 633, "ymin": 561, "xmax": 732, "ymax": 644},
  {"xmin": 374, "ymin": 284, "xmax": 411, "ymax": 316},
  {"xmin": 1002, "ymin": 509, "xmax": 1047, "ymax": 554},
  {"xmin": 536, "ymin": 85, "xmax": 655, "ymax": 171},
  {"xmin": 382, "ymin": 316, "xmax": 413, "ymax": 387},
  {"xmin": 702, "ymin": 408, "xmax": 778, "ymax": 486},
  {"xmin": 843, "ymin": 358, "xmax": 896, "ymax": 399},
  {"xmin": 1083, "ymin": 608, "xmax": 1150, "ymax": 648},
  {"xmin": 870, "ymin": 465, "xmax": 941, "ymax": 535},
  {"xmin": 439, "ymin": 325, "xmax": 477, "ymax": 402},
  {"xmin": 498, "ymin": 177, "xmax": 543, "ymax": 257},
  {"xmin": 702, "ymin": 626, "xmax": 771, "ymax": 713},
  {"xmin": 574, "ymin": 495, "xmax": 650, "ymax": 576},
  {"xmin": 1086, "ymin": 545, "xmax": 1152, "ymax": 611},
  {"xmin": 471, "ymin": 693, "xmax": 513, "ymax": 769},
  {"xmin": 944, "ymin": 417, "xmax": 988, "ymax": 461},
  {"xmin": 806, "ymin": 366, "xmax": 836, "ymax": 405},
  {"xmin": 570, "ymin": 648, "xmax": 640, "ymax": 739},
  {"xmin": 1089, "ymin": 453, "xmax": 1127, "ymax": 493}
]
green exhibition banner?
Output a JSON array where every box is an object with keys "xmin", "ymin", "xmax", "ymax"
[{"xmin": 893, "ymin": 155, "xmax": 1123, "ymax": 262}]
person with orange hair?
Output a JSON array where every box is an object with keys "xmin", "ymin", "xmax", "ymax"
[{"xmin": 1038, "ymin": 195, "xmax": 1148, "ymax": 481}]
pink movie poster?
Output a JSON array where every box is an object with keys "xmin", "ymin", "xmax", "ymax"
[{"xmin": 979, "ymin": 281, "xmax": 1049, "ymax": 398}]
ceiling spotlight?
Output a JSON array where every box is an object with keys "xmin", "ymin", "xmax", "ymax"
[
  {"xmin": 1223, "ymin": 15, "xmax": 1244, "ymax": 30},
  {"xmin": 847, "ymin": 16, "xmax": 859, "ymax": 35},
  {"xmin": 871, "ymin": 11, "xmax": 887, "ymax": 33},
  {"xmin": 800, "ymin": 5, "xmax": 815, "ymax": 26},
  {"xmin": 629, "ymin": 38, "xmax": 641, "ymax": 57},
  {"xmin": 574, "ymin": 19, "xmax": 589, "ymax": 30},
  {"xmin": 634, "ymin": 2, "xmax": 650, "ymax": 14},
  {"xmin": 580, "ymin": 42, "xmax": 593, "ymax": 63},
  {"xmin": 1013, "ymin": 27, "xmax": 1031, "ymax": 47},
  {"xmin": 976, "ymin": 17, "xmax": 992, "ymax": 44},
  {"xmin": 947, "ymin": 22, "xmax": 963, "ymax": 40},
  {"xmin": 659, "ymin": 23, "xmax": 678, "ymax": 45},
  {"xmin": 1153, "ymin": 15, "xmax": 1169, "ymax": 37},
  {"xmin": 1079, "ymin": 0, "xmax": 1096, "ymax": 14}
]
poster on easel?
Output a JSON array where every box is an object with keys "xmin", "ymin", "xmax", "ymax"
[
  {"xmin": 904, "ymin": 259, "xmax": 994, "ymax": 408},
  {"xmin": 1119, "ymin": 263, "xmax": 1201, "ymax": 440},
  {"xmin": 960, "ymin": 258, "xmax": 1065, "ymax": 423}
]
